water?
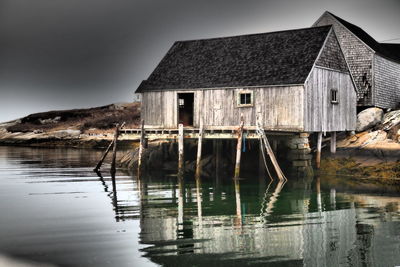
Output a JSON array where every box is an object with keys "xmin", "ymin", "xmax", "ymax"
[{"xmin": 0, "ymin": 146, "xmax": 400, "ymax": 267}]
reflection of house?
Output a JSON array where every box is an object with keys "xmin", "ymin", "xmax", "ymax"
[
  {"xmin": 314, "ymin": 12, "xmax": 400, "ymax": 108},
  {"xmin": 135, "ymin": 178, "xmax": 393, "ymax": 266}
]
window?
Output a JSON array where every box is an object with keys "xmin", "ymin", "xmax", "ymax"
[
  {"xmin": 237, "ymin": 91, "xmax": 253, "ymax": 107},
  {"xmin": 179, "ymin": 98, "xmax": 185, "ymax": 107},
  {"xmin": 331, "ymin": 89, "xmax": 338, "ymax": 104}
]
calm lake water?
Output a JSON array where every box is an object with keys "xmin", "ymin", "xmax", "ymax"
[{"xmin": 0, "ymin": 146, "xmax": 400, "ymax": 267}]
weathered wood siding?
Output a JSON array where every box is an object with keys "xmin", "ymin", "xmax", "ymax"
[
  {"xmin": 304, "ymin": 67, "xmax": 356, "ymax": 132},
  {"xmin": 141, "ymin": 91, "xmax": 177, "ymax": 128},
  {"xmin": 142, "ymin": 86, "xmax": 305, "ymax": 131}
]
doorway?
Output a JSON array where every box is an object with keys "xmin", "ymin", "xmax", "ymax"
[{"xmin": 178, "ymin": 93, "xmax": 194, "ymax": 127}]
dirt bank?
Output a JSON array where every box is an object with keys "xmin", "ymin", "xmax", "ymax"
[{"xmin": 0, "ymin": 103, "xmax": 140, "ymax": 148}]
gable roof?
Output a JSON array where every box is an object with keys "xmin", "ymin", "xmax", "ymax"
[
  {"xmin": 137, "ymin": 26, "xmax": 332, "ymax": 92},
  {"xmin": 380, "ymin": 43, "xmax": 400, "ymax": 61},
  {"xmin": 325, "ymin": 11, "xmax": 400, "ymax": 62}
]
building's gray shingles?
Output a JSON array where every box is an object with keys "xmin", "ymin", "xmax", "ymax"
[
  {"xmin": 137, "ymin": 26, "xmax": 332, "ymax": 92},
  {"xmin": 328, "ymin": 12, "xmax": 400, "ymax": 62}
]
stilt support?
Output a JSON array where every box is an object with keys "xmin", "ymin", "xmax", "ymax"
[
  {"xmin": 195, "ymin": 121, "xmax": 204, "ymax": 178},
  {"xmin": 110, "ymin": 124, "xmax": 120, "ymax": 175},
  {"xmin": 316, "ymin": 132, "xmax": 323, "ymax": 169},
  {"xmin": 234, "ymin": 115, "xmax": 244, "ymax": 178}
]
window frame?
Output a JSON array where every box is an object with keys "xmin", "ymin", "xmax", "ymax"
[
  {"xmin": 237, "ymin": 90, "xmax": 254, "ymax": 108},
  {"xmin": 330, "ymin": 88, "xmax": 339, "ymax": 104}
]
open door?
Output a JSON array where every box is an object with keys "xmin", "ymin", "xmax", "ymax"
[{"xmin": 178, "ymin": 93, "xmax": 194, "ymax": 127}]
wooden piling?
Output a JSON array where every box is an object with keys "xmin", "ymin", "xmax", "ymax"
[
  {"xmin": 110, "ymin": 124, "xmax": 120, "ymax": 175},
  {"xmin": 93, "ymin": 140, "xmax": 114, "ymax": 172},
  {"xmin": 94, "ymin": 122, "xmax": 125, "ymax": 172},
  {"xmin": 137, "ymin": 120, "xmax": 145, "ymax": 177},
  {"xmin": 330, "ymin": 131, "xmax": 336, "ymax": 154},
  {"xmin": 234, "ymin": 115, "xmax": 244, "ymax": 178},
  {"xmin": 195, "ymin": 121, "xmax": 204, "ymax": 178},
  {"xmin": 316, "ymin": 132, "xmax": 323, "ymax": 169},
  {"xmin": 178, "ymin": 123, "xmax": 184, "ymax": 176}
]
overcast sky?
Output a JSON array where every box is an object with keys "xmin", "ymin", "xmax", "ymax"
[{"xmin": 0, "ymin": 0, "xmax": 399, "ymax": 122}]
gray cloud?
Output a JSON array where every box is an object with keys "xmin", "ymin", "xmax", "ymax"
[{"xmin": 0, "ymin": 0, "xmax": 399, "ymax": 122}]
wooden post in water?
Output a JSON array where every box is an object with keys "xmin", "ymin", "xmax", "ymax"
[
  {"xmin": 137, "ymin": 120, "xmax": 145, "ymax": 177},
  {"xmin": 234, "ymin": 115, "xmax": 244, "ymax": 178},
  {"xmin": 93, "ymin": 140, "xmax": 114, "ymax": 172},
  {"xmin": 316, "ymin": 132, "xmax": 323, "ymax": 169},
  {"xmin": 178, "ymin": 123, "xmax": 184, "ymax": 176},
  {"xmin": 330, "ymin": 131, "xmax": 336, "ymax": 154},
  {"xmin": 110, "ymin": 124, "xmax": 120, "ymax": 175},
  {"xmin": 195, "ymin": 120, "xmax": 204, "ymax": 179}
]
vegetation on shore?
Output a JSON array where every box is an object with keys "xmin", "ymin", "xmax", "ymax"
[
  {"xmin": 5, "ymin": 103, "xmax": 140, "ymax": 133},
  {"xmin": 320, "ymin": 158, "xmax": 400, "ymax": 181}
]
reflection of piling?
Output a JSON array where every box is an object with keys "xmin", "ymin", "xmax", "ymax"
[
  {"xmin": 177, "ymin": 176, "xmax": 184, "ymax": 226},
  {"xmin": 178, "ymin": 124, "xmax": 184, "ymax": 176},
  {"xmin": 234, "ymin": 178, "xmax": 242, "ymax": 226},
  {"xmin": 195, "ymin": 177, "xmax": 202, "ymax": 224},
  {"xmin": 234, "ymin": 115, "xmax": 244, "ymax": 178},
  {"xmin": 316, "ymin": 176, "xmax": 322, "ymax": 212},
  {"xmin": 330, "ymin": 131, "xmax": 336, "ymax": 154}
]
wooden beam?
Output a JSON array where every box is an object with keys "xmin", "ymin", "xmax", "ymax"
[
  {"xmin": 316, "ymin": 132, "xmax": 323, "ymax": 169},
  {"xmin": 178, "ymin": 123, "xmax": 184, "ymax": 176},
  {"xmin": 330, "ymin": 131, "xmax": 336, "ymax": 154},
  {"xmin": 234, "ymin": 115, "xmax": 244, "ymax": 178},
  {"xmin": 257, "ymin": 125, "xmax": 286, "ymax": 181}
]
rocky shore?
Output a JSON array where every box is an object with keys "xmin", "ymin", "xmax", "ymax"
[{"xmin": 0, "ymin": 103, "xmax": 140, "ymax": 148}]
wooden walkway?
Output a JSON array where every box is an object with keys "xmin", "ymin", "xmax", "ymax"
[{"xmin": 119, "ymin": 126, "xmax": 294, "ymax": 141}]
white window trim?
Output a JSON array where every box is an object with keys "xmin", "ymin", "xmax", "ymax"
[
  {"xmin": 237, "ymin": 90, "xmax": 254, "ymax": 108},
  {"xmin": 331, "ymin": 88, "xmax": 339, "ymax": 104}
]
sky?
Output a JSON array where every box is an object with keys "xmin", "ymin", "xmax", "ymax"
[{"xmin": 0, "ymin": 0, "xmax": 399, "ymax": 122}]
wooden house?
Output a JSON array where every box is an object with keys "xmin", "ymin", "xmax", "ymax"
[
  {"xmin": 136, "ymin": 25, "xmax": 357, "ymax": 134},
  {"xmin": 314, "ymin": 11, "xmax": 400, "ymax": 109}
]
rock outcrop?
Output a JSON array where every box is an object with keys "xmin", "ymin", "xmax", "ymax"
[{"xmin": 356, "ymin": 107, "xmax": 384, "ymax": 132}]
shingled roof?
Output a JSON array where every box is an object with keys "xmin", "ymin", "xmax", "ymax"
[
  {"xmin": 326, "ymin": 12, "xmax": 400, "ymax": 62},
  {"xmin": 137, "ymin": 26, "xmax": 332, "ymax": 92}
]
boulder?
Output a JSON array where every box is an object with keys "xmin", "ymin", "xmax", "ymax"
[
  {"xmin": 356, "ymin": 108, "xmax": 384, "ymax": 132},
  {"xmin": 381, "ymin": 110, "xmax": 400, "ymax": 131}
]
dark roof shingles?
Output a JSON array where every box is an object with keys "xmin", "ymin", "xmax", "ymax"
[
  {"xmin": 137, "ymin": 26, "xmax": 332, "ymax": 92},
  {"xmin": 327, "ymin": 12, "xmax": 400, "ymax": 62}
]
